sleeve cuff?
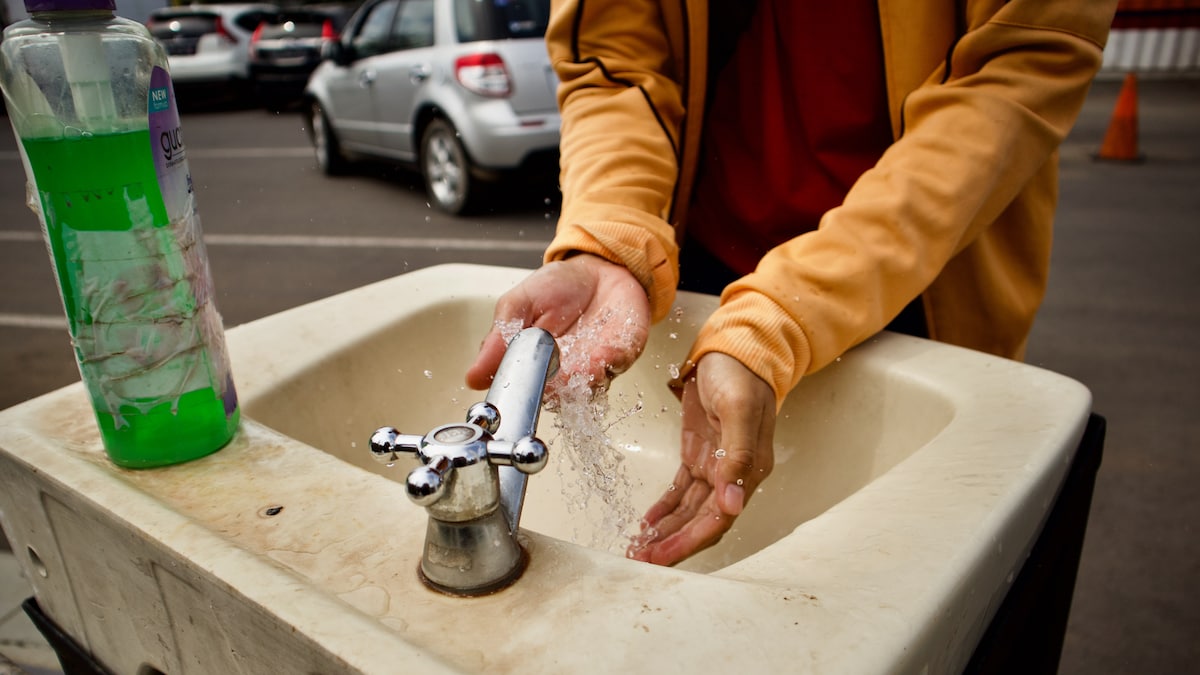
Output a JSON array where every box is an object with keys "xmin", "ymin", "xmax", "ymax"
[{"xmin": 675, "ymin": 289, "xmax": 812, "ymax": 410}]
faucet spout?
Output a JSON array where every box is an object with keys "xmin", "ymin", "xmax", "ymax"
[
  {"xmin": 485, "ymin": 327, "xmax": 559, "ymax": 532},
  {"xmin": 368, "ymin": 327, "xmax": 558, "ymax": 595}
]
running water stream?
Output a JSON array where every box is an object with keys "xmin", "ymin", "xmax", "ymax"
[{"xmin": 496, "ymin": 309, "xmax": 658, "ymax": 554}]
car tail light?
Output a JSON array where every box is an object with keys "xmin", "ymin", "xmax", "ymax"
[
  {"xmin": 214, "ymin": 16, "xmax": 237, "ymax": 45},
  {"xmin": 249, "ymin": 22, "xmax": 263, "ymax": 56},
  {"xmin": 321, "ymin": 19, "xmax": 338, "ymax": 41},
  {"xmin": 455, "ymin": 53, "xmax": 511, "ymax": 98}
]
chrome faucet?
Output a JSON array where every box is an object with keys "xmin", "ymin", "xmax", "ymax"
[{"xmin": 369, "ymin": 328, "xmax": 559, "ymax": 595}]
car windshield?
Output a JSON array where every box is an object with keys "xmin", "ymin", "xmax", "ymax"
[
  {"xmin": 257, "ymin": 9, "xmax": 350, "ymax": 40},
  {"xmin": 148, "ymin": 9, "xmax": 272, "ymax": 36},
  {"xmin": 454, "ymin": 0, "xmax": 549, "ymax": 42},
  {"xmin": 259, "ymin": 19, "xmax": 326, "ymax": 40},
  {"xmin": 148, "ymin": 14, "xmax": 220, "ymax": 39}
]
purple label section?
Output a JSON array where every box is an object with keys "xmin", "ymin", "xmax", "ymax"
[{"xmin": 147, "ymin": 66, "xmax": 192, "ymax": 223}]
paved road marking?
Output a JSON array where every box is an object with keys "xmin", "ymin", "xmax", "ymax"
[
  {"xmin": 0, "ymin": 230, "xmax": 548, "ymax": 252},
  {"xmin": 2, "ymin": 147, "xmax": 314, "ymax": 161},
  {"xmin": 188, "ymin": 148, "xmax": 314, "ymax": 159},
  {"xmin": 0, "ymin": 312, "xmax": 67, "ymax": 330},
  {"xmin": 0, "ymin": 230, "xmax": 547, "ymax": 330},
  {"xmin": 204, "ymin": 233, "xmax": 548, "ymax": 251}
]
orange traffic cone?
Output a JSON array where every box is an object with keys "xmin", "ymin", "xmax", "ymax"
[{"xmin": 1095, "ymin": 72, "xmax": 1143, "ymax": 162}]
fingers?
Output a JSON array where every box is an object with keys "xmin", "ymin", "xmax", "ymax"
[
  {"xmin": 637, "ymin": 494, "xmax": 732, "ymax": 566},
  {"xmin": 643, "ymin": 470, "xmax": 709, "ymax": 544},
  {"xmin": 629, "ymin": 353, "xmax": 778, "ymax": 567},
  {"xmin": 465, "ymin": 327, "xmax": 510, "ymax": 390},
  {"xmin": 467, "ymin": 256, "xmax": 651, "ymax": 392}
]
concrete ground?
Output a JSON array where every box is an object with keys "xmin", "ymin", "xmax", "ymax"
[
  {"xmin": 1, "ymin": 77, "xmax": 1197, "ymax": 674},
  {"xmin": 1027, "ymin": 76, "xmax": 1200, "ymax": 674}
]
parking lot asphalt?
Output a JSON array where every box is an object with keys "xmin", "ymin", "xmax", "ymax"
[
  {"xmin": 1026, "ymin": 76, "xmax": 1200, "ymax": 674},
  {"xmin": 1, "ymin": 77, "xmax": 1197, "ymax": 674}
]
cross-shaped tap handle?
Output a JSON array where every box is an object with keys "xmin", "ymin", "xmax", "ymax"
[{"xmin": 369, "ymin": 403, "xmax": 548, "ymax": 511}]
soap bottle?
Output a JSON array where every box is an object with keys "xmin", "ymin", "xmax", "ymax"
[{"xmin": 1, "ymin": 0, "xmax": 240, "ymax": 467}]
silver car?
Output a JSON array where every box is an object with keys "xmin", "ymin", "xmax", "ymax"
[
  {"xmin": 147, "ymin": 3, "xmax": 278, "ymax": 94},
  {"xmin": 304, "ymin": 0, "xmax": 559, "ymax": 214}
]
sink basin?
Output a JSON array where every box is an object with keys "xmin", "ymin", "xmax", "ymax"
[{"xmin": 0, "ymin": 264, "xmax": 1092, "ymax": 674}]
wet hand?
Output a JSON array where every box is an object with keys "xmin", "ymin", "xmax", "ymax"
[
  {"xmin": 629, "ymin": 353, "xmax": 777, "ymax": 566},
  {"xmin": 465, "ymin": 254, "xmax": 651, "ymax": 392}
]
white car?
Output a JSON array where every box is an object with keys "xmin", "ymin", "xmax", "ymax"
[
  {"xmin": 304, "ymin": 0, "xmax": 560, "ymax": 214},
  {"xmin": 148, "ymin": 3, "xmax": 278, "ymax": 93}
]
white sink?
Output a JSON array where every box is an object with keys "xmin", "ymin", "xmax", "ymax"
[{"xmin": 0, "ymin": 264, "xmax": 1092, "ymax": 674}]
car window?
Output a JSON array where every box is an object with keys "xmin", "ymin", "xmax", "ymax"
[
  {"xmin": 232, "ymin": 9, "xmax": 275, "ymax": 33},
  {"xmin": 454, "ymin": 0, "xmax": 549, "ymax": 42},
  {"xmin": 352, "ymin": 0, "xmax": 399, "ymax": 57},
  {"xmin": 390, "ymin": 0, "xmax": 435, "ymax": 51}
]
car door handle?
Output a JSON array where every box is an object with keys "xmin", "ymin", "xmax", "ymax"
[
  {"xmin": 358, "ymin": 69, "xmax": 376, "ymax": 88},
  {"xmin": 409, "ymin": 64, "xmax": 432, "ymax": 84}
]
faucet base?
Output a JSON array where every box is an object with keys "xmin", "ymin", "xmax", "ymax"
[{"xmin": 417, "ymin": 510, "xmax": 529, "ymax": 596}]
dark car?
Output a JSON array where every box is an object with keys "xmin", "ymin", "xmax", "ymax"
[{"xmin": 249, "ymin": 5, "xmax": 356, "ymax": 110}]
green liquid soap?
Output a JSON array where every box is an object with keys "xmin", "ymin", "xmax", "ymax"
[{"xmin": 23, "ymin": 130, "xmax": 239, "ymax": 468}]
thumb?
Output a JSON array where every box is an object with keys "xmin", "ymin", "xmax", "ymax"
[
  {"xmin": 714, "ymin": 447, "xmax": 752, "ymax": 516},
  {"xmin": 465, "ymin": 328, "xmax": 509, "ymax": 390}
]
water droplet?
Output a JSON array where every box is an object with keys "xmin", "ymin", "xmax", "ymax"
[
  {"xmin": 668, "ymin": 364, "xmax": 680, "ymax": 379},
  {"xmin": 736, "ymin": 478, "xmax": 744, "ymax": 486},
  {"xmin": 423, "ymin": 370, "xmax": 433, "ymax": 379},
  {"xmin": 668, "ymin": 332, "xmax": 678, "ymax": 340},
  {"xmin": 667, "ymin": 483, "xmax": 677, "ymax": 491},
  {"xmin": 424, "ymin": 215, "xmax": 432, "ymax": 223},
  {"xmin": 714, "ymin": 448, "xmax": 727, "ymax": 459}
]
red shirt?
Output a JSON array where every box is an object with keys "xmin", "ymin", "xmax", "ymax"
[{"xmin": 686, "ymin": 0, "xmax": 894, "ymax": 276}]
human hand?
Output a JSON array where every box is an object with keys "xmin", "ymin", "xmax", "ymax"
[
  {"xmin": 628, "ymin": 352, "xmax": 777, "ymax": 566},
  {"xmin": 465, "ymin": 254, "xmax": 651, "ymax": 393}
]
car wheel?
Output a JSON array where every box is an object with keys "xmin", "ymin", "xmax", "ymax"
[
  {"xmin": 421, "ymin": 118, "xmax": 478, "ymax": 215},
  {"xmin": 310, "ymin": 101, "xmax": 349, "ymax": 176}
]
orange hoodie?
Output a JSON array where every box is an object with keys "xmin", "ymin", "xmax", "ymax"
[{"xmin": 543, "ymin": 0, "xmax": 1117, "ymax": 405}]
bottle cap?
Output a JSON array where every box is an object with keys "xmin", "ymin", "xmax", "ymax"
[{"xmin": 24, "ymin": 0, "xmax": 116, "ymax": 11}]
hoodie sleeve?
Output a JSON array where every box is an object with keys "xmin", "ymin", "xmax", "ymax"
[{"xmin": 541, "ymin": 0, "xmax": 689, "ymax": 322}]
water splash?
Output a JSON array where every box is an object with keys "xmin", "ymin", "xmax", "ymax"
[
  {"xmin": 493, "ymin": 309, "xmax": 649, "ymax": 552},
  {"xmin": 548, "ymin": 373, "xmax": 643, "ymax": 551}
]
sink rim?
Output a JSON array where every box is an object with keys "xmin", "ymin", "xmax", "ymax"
[{"xmin": 0, "ymin": 263, "xmax": 1093, "ymax": 674}]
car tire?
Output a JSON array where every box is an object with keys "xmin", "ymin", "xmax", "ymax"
[
  {"xmin": 421, "ymin": 117, "xmax": 479, "ymax": 215},
  {"xmin": 310, "ymin": 101, "xmax": 349, "ymax": 176}
]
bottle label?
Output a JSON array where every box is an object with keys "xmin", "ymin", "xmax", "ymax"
[{"xmin": 148, "ymin": 67, "xmax": 192, "ymax": 225}]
